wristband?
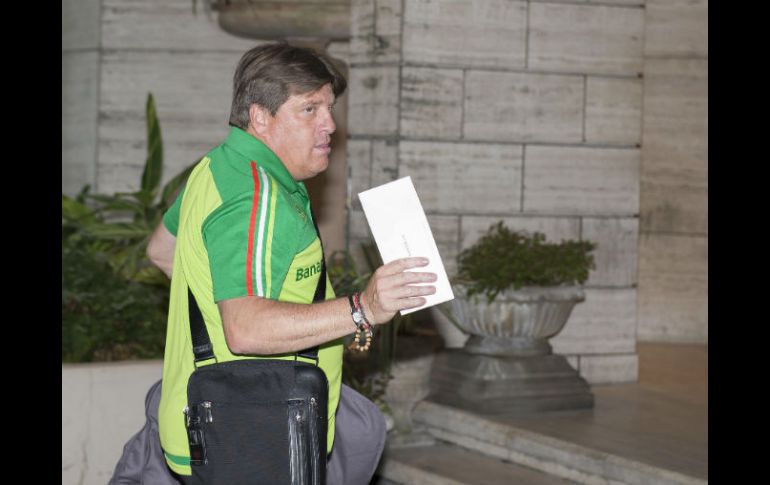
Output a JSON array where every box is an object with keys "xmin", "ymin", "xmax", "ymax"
[
  {"xmin": 352, "ymin": 292, "xmax": 371, "ymax": 329},
  {"xmin": 348, "ymin": 294, "xmax": 369, "ymax": 330},
  {"xmin": 347, "ymin": 292, "xmax": 373, "ymax": 352}
]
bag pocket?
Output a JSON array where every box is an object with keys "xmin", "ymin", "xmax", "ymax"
[{"xmin": 187, "ymin": 399, "xmax": 292, "ymax": 485}]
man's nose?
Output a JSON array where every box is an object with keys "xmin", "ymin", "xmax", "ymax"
[{"xmin": 320, "ymin": 107, "xmax": 336, "ymax": 134}]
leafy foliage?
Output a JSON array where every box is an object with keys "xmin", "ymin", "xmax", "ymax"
[
  {"xmin": 62, "ymin": 238, "xmax": 169, "ymax": 362},
  {"xmin": 62, "ymin": 95, "xmax": 195, "ymax": 286},
  {"xmin": 456, "ymin": 221, "xmax": 597, "ymax": 302},
  {"xmin": 327, "ymin": 250, "xmax": 371, "ymax": 298},
  {"xmin": 62, "ymin": 93, "xmax": 198, "ymax": 362}
]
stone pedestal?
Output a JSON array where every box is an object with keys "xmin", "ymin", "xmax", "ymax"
[
  {"xmin": 431, "ymin": 285, "xmax": 595, "ymax": 414},
  {"xmin": 429, "ymin": 350, "xmax": 593, "ymax": 415},
  {"xmin": 385, "ymin": 352, "xmax": 435, "ymax": 431}
]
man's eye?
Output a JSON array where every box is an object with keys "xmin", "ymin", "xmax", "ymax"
[{"xmin": 304, "ymin": 106, "xmax": 315, "ymax": 114}]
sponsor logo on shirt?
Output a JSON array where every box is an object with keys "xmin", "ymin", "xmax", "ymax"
[{"xmin": 296, "ymin": 260, "xmax": 322, "ymax": 281}]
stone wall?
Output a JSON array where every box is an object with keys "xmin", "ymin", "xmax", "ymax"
[
  {"xmin": 638, "ymin": 0, "xmax": 708, "ymax": 343},
  {"xmin": 347, "ymin": 0, "xmax": 678, "ymax": 384},
  {"xmin": 62, "ymin": 0, "xmax": 101, "ymax": 196},
  {"xmin": 62, "ymin": 0, "xmax": 353, "ymax": 253},
  {"xmin": 62, "ymin": 0, "xmax": 256, "ymax": 199}
]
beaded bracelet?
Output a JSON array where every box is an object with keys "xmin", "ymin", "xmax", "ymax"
[{"xmin": 349, "ymin": 326, "xmax": 373, "ymax": 352}]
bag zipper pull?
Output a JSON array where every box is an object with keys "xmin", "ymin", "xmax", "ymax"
[{"xmin": 202, "ymin": 401, "xmax": 213, "ymax": 423}]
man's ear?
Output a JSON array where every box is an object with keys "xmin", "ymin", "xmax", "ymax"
[{"xmin": 249, "ymin": 104, "xmax": 270, "ymax": 134}]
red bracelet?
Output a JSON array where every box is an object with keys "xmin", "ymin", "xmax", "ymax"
[
  {"xmin": 348, "ymin": 292, "xmax": 373, "ymax": 352},
  {"xmin": 352, "ymin": 292, "xmax": 371, "ymax": 330}
]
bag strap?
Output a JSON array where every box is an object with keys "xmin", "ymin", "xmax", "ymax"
[
  {"xmin": 296, "ymin": 207, "xmax": 326, "ymax": 361},
  {"xmin": 189, "ymin": 205, "xmax": 327, "ymax": 366}
]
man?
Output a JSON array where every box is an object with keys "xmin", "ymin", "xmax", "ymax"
[{"xmin": 146, "ymin": 42, "xmax": 436, "ymax": 484}]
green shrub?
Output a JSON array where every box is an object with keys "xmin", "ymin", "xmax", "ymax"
[
  {"xmin": 62, "ymin": 238, "xmax": 168, "ymax": 362},
  {"xmin": 61, "ymin": 94, "xmax": 194, "ymax": 286},
  {"xmin": 456, "ymin": 221, "xmax": 597, "ymax": 302}
]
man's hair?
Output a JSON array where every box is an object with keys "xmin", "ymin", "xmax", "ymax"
[{"xmin": 229, "ymin": 42, "xmax": 347, "ymax": 129}]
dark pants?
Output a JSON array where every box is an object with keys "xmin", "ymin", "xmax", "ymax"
[
  {"xmin": 326, "ymin": 384, "xmax": 388, "ymax": 484},
  {"xmin": 176, "ymin": 384, "xmax": 387, "ymax": 485}
]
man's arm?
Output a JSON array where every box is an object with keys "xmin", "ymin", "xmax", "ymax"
[
  {"xmin": 146, "ymin": 216, "xmax": 436, "ymax": 355},
  {"xmin": 146, "ymin": 222, "xmax": 176, "ymax": 279},
  {"xmin": 219, "ymin": 257, "xmax": 437, "ymax": 355}
]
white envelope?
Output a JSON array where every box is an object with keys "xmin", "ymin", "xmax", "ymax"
[{"xmin": 358, "ymin": 176, "xmax": 454, "ymax": 315}]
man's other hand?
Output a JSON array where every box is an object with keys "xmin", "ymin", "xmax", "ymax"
[{"xmin": 360, "ymin": 257, "xmax": 437, "ymax": 325}]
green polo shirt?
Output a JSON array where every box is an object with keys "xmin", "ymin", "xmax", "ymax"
[{"xmin": 158, "ymin": 127, "xmax": 343, "ymax": 476}]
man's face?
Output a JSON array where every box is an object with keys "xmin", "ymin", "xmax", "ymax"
[{"xmin": 257, "ymin": 83, "xmax": 337, "ymax": 181}]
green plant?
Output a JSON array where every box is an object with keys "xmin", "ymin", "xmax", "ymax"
[
  {"xmin": 62, "ymin": 93, "xmax": 198, "ymax": 362},
  {"xmin": 456, "ymin": 221, "xmax": 597, "ymax": 302},
  {"xmin": 62, "ymin": 238, "xmax": 169, "ymax": 362},
  {"xmin": 327, "ymin": 249, "xmax": 371, "ymax": 297},
  {"xmin": 62, "ymin": 93, "xmax": 196, "ymax": 286}
]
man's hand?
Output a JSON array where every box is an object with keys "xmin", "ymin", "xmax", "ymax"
[{"xmin": 360, "ymin": 257, "xmax": 437, "ymax": 325}]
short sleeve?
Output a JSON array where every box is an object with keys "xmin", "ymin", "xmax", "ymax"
[{"xmin": 202, "ymin": 192, "xmax": 295, "ymax": 303}]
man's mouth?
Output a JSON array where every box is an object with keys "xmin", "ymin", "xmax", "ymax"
[{"xmin": 314, "ymin": 143, "xmax": 331, "ymax": 154}]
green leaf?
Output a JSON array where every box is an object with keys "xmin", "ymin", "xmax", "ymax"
[
  {"xmin": 75, "ymin": 185, "xmax": 92, "ymax": 203},
  {"xmin": 141, "ymin": 93, "xmax": 163, "ymax": 197},
  {"xmin": 84, "ymin": 222, "xmax": 150, "ymax": 240},
  {"xmin": 85, "ymin": 194, "xmax": 145, "ymax": 214},
  {"xmin": 132, "ymin": 266, "xmax": 170, "ymax": 286},
  {"xmin": 133, "ymin": 188, "xmax": 155, "ymax": 209},
  {"xmin": 62, "ymin": 195, "xmax": 98, "ymax": 223},
  {"xmin": 160, "ymin": 158, "xmax": 198, "ymax": 208}
]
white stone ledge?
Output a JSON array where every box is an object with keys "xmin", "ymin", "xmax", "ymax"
[
  {"xmin": 62, "ymin": 360, "xmax": 163, "ymax": 485},
  {"xmin": 349, "ymin": 135, "xmax": 642, "ymax": 149},
  {"xmin": 403, "ymin": 62, "xmax": 645, "ymax": 79},
  {"xmin": 532, "ymin": 0, "xmax": 644, "ymax": 8}
]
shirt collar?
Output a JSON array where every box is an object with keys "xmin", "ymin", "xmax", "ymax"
[{"xmin": 223, "ymin": 126, "xmax": 305, "ymax": 196}]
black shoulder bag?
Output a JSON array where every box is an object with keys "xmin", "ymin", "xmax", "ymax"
[{"xmin": 184, "ymin": 225, "xmax": 329, "ymax": 485}]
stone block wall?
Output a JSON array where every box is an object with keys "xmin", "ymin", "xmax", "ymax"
[
  {"xmin": 638, "ymin": 0, "xmax": 708, "ymax": 344},
  {"xmin": 62, "ymin": 0, "xmax": 101, "ymax": 196},
  {"xmin": 348, "ymin": 0, "xmax": 651, "ymax": 384},
  {"xmin": 62, "ymin": 0, "xmax": 352, "ymax": 253},
  {"xmin": 62, "ymin": 0, "xmax": 258, "ymax": 198}
]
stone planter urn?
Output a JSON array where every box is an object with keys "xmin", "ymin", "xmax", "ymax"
[
  {"xmin": 429, "ymin": 284, "xmax": 594, "ymax": 414},
  {"xmin": 428, "ymin": 305, "xmax": 470, "ymax": 349},
  {"xmin": 454, "ymin": 285, "xmax": 585, "ymax": 357}
]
